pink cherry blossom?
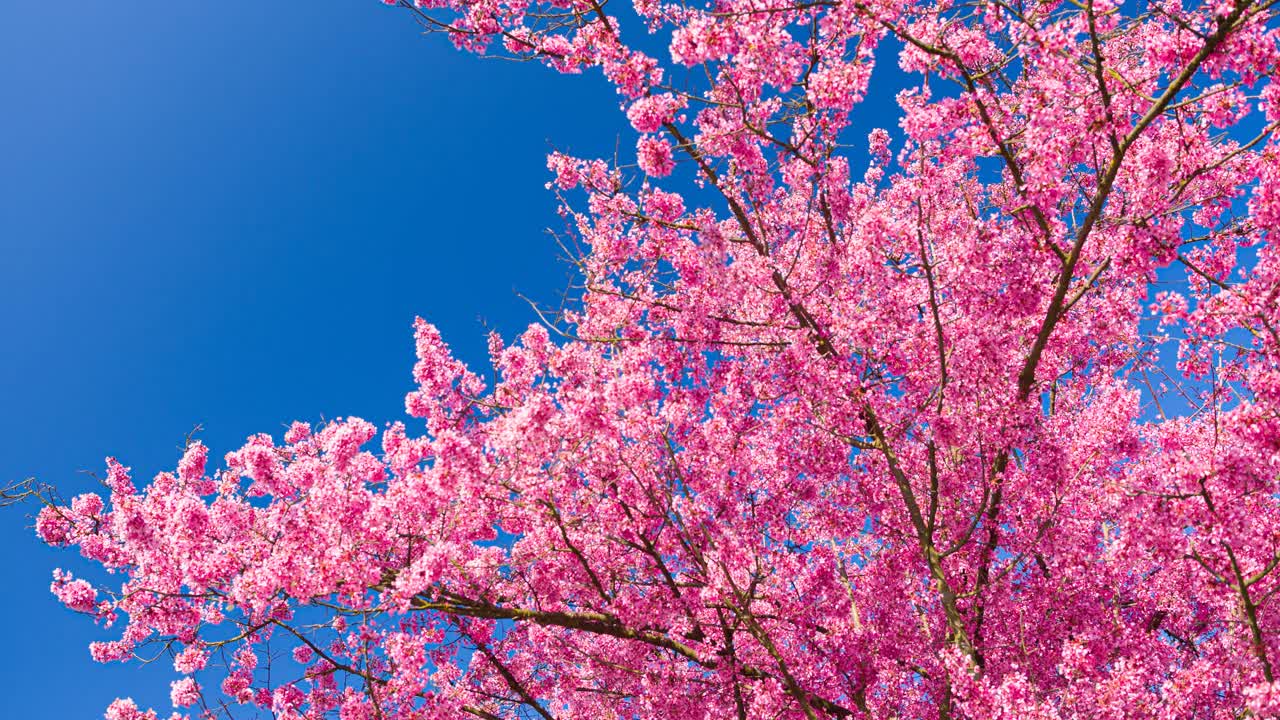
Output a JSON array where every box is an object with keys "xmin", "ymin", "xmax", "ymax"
[
  {"xmin": 636, "ymin": 134, "xmax": 675, "ymax": 176},
  {"xmin": 16, "ymin": 0, "xmax": 1280, "ymax": 718},
  {"xmin": 168, "ymin": 678, "xmax": 200, "ymax": 708}
]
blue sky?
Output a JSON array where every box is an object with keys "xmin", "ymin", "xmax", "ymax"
[{"xmin": 0, "ymin": 2, "xmax": 627, "ymax": 715}]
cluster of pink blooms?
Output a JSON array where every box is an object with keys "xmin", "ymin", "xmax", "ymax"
[{"xmin": 29, "ymin": 0, "xmax": 1280, "ymax": 717}]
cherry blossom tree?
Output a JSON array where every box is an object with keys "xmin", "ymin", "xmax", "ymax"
[{"xmin": 14, "ymin": 0, "xmax": 1280, "ymax": 716}]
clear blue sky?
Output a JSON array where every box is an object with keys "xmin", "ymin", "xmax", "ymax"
[{"xmin": 0, "ymin": 2, "xmax": 626, "ymax": 715}]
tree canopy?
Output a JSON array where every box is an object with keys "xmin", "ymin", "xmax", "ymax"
[{"xmin": 20, "ymin": 0, "xmax": 1280, "ymax": 716}]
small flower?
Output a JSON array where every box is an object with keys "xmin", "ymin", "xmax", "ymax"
[
  {"xmin": 169, "ymin": 678, "xmax": 200, "ymax": 708},
  {"xmin": 637, "ymin": 136, "xmax": 675, "ymax": 177}
]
